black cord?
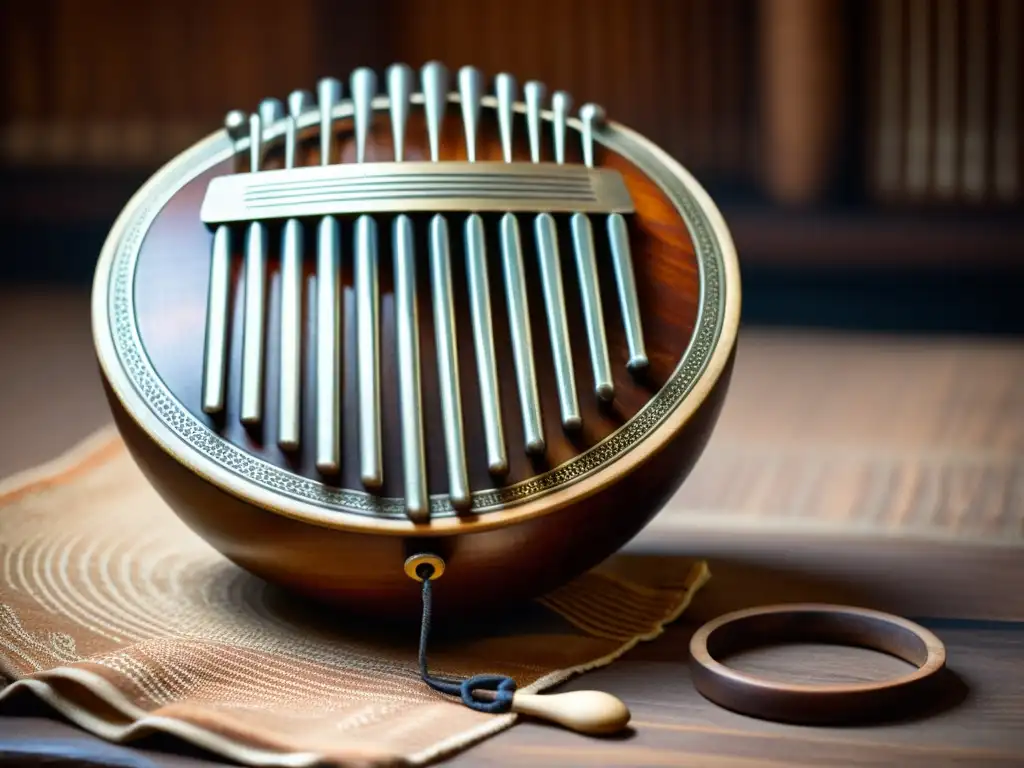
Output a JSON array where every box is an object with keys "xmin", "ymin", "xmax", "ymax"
[{"xmin": 416, "ymin": 565, "xmax": 516, "ymax": 714}]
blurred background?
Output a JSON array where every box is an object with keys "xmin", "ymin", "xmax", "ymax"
[{"xmin": 0, "ymin": 0, "xmax": 1022, "ymax": 333}]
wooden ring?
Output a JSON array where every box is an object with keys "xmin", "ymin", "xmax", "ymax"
[{"xmin": 689, "ymin": 603, "xmax": 947, "ymax": 724}]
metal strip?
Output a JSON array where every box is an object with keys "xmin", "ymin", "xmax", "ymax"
[
  {"xmin": 201, "ymin": 225, "xmax": 232, "ymax": 414},
  {"xmin": 355, "ymin": 214, "xmax": 381, "ymax": 488},
  {"xmin": 429, "ymin": 215, "xmax": 470, "ymax": 507},
  {"xmin": 200, "ymin": 162, "xmax": 634, "ymax": 224},
  {"xmin": 278, "ymin": 218, "xmax": 303, "ymax": 449},
  {"xmin": 465, "ymin": 214, "xmax": 508, "ymax": 474},
  {"xmin": 278, "ymin": 90, "xmax": 312, "ymax": 450},
  {"xmin": 500, "ymin": 213, "xmax": 545, "ymax": 454},
  {"xmin": 608, "ymin": 212, "xmax": 648, "ymax": 370},
  {"xmin": 315, "ymin": 216, "xmax": 341, "ymax": 473},
  {"xmin": 393, "ymin": 214, "xmax": 428, "ymax": 520},
  {"xmin": 535, "ymin": 213, "xmax": 580, "ymax": 428},
  {"xmin": 570, "ymin": 212, "xmax": 614, "ymax": 399},
  {"xmin": 240, "ymin": 220, "xmax": 266, "ymax": 424}
]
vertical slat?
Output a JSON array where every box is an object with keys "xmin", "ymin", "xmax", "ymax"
[
  {"xmin": 877, "ymin": 0, "xmax": 904, "ymax": 195},
  {"xmin": 202, "ymin": 225, "xmax": 232, "ymax": 414},
  {"xmin": 315, "ymin": 216, "xmax": 341, "ymax": 473},
  {"xmin": 500, "ymin": 213, "xmax": 545, "ymax": 454},
  {"xmin": 496, "ymin": 72, "xmax": 545, "ymax": 454},
  {"xmin": 905, "ymin": 0, "xmax": 931, "ymax": 196},
  {"xmin": 994, "ymin": 0, "xmax": 1020, "ymax": 200},
  {"xmin": 962, "ymin": 0, "xmax": 988, "ymax": 199},
  {"xmin": 278, "ymin": 218, "xmax": 303, "ymax": 449},
  {"xmin": 278, "ymin": 90, "xmax": 312, "ymax": 451},
  {"xmin": 526, "ymin": 80, "xmax": 580, "ymax": 429},
  {"xmin": 464, "ymin": 214, "xmax": 508, "ymax": 474},
  {"xmin": 429, "ymin": 216, "xmax": 470, "ymax": 507},
  {"xmin": 201, "ymin": 110, "xmax": 247, "ymax": 416},
  {"xmin": 582, "ymin": 103, "xmax": 647, "ymax": 371},
  {"xmin": 534, "ymin": 212, "xmax": 581, "ymax": 428},
  {"xmin": 607, "ymin": 212, "xmax": 648, "ymax": 371},
  {"xmin": 556, "ymin": 89, "xmax": 613, "ymax": 401},
  {"xmin": 570, "ymin": 213, "xmax": 614, "ymax": 400},
  {"xmin": 316, "ymin": 77, "xmax": 343, "ymax": 473},
  {"xmin": 934, "ymin": 0, "xmax": 959, "ymax": 197},
  {"xmin": 240, "ymin": 112, "xmax": 267, "ymax": 425},
  {"xmin": 354, "ymin": 216, "xmax": 381, "ymax": 487},
  {"xmin": 394, "ymin": 215, "xmax": 429, "ymax": 521}
]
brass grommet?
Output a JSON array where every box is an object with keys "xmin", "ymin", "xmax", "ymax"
[{"xmin": 404, "ymin": 553, "xmax": 446, "ymax": 582}]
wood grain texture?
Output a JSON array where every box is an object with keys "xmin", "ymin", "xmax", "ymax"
[{"xmin": 667, "ymin": 331, "xmax": 1024, "ymax": 540}]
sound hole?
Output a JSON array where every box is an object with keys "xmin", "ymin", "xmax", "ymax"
[{"xmin": 132, "ymin": 111, "xmax": 700, "ymax": 504}]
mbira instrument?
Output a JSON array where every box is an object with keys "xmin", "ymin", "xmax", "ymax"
[{"xmin": 92, "ymin": 61, "xmax": 740, "ymax": 627}]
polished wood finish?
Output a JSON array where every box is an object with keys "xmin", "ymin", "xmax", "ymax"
[
  {"xmin": 96, "ymin": 105, "xmax": 723, "ymax": 617},
  {"xmin": 3, "ymin": 302, "xmax": 1024, "ymax": 765},
  {"xmin": 689, "ymin": 603, "xmax": 948, "ymax": 725},
  {"xmin": 104, "ymin": 347, "xmax": 731, "ymax": 619}
]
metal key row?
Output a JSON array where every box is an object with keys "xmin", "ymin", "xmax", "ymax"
[{"xmin": 199, "ymin": 62, "xmax": 648, "ymax": 521}]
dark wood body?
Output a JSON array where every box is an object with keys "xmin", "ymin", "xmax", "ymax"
[
  {"xmin": 97, "ymin": 109, "xmax": 738, "ymax": 618},
  {"xmin": 105, "ymin": 347, "xmax": 733, "ymax": 620}
]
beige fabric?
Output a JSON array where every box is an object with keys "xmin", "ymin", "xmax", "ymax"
[{"xmin": 0, "ymin": 428, "xmax": 708, "ymax": 767}]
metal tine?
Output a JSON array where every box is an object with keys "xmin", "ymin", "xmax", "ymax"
[
  {"xmin": 259, "ymin": 98, "xmax": 284, "ymax": 131},
  {"xmin": 582, "ymin": 103, "xmax": 648, "ymax": 371},
  {"xmin": 420, "ymin": 63, "xmax": 475, "ymax": 509},
  {"xmin": 557, "ymin": 91, "xmax": 614, "ymax": 401},
  {"xmin": 461, "ymin": 66, "xmax": 508, "ymax": 476},
  {"xmin": 240, "ymin": 102, "xmax": 279, "ymax": 425},
  {"xmin": 315, "ymin": 76, "xmax": 344, "ymax": 474},
  {"xmin": 394, "ymin": 214, "xmax": 428, "ymax": 521},
  {"xmin": 278, "ymin": 90, "xmax": 312, "ymax": 451},
  {"xmin": 526, "ymin": 81, "xmax": 581, "ymax": 430},
  {"xmin": 496, "ymin": 73, "xmax": 545, "ymax": 454},
  {"xmin": 201, "ymin": 110, "xmax": 247, "ymax": 415},
  {"xmin": 351, "ymin": 68, "xmax": 383, "ymax": 487},
  {"xmin": 495, "ymin": 72, "xmax": 517, "ymax": 164},
  {"xmin": 388, "ymin": 60, "xmax": 449, "ymax": 521},
  {"xmin": 388, "ymin": 63, "xmax": 414, "ymax": 162}
]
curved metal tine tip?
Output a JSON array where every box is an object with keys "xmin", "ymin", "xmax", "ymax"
[
  {"xmin": 387, "ymin": 63, "xmax": 414, "ymax": 162},
  {"xmin": 458, "ymin": 65, "xmax": 483, "ymax": 162},
  {"xmin": 316, "ymin": 77, "xmax": 343, "ymax": 166},
  {"xmin": 551, "ymin": 91, "xmax": 572, "ymax": 165},
  {"xmin": 284, "ymin": 91, "xmax": 313, "ymax": 170},
  {"xmin": 524, "ymin": 80, "xmax": 546, "ymax": 163},
  {"xmin": 495, "ymin": 72, "xmax": 518, "ymax": 163},
  {"xmin": 421, "ymin": 61, "xmax": 450, "ymax": 162},
  {"xmin": 287, "ymin": 89, "xmax": 314, "ymax": 119},
  {"xmin": 579, "ymin": 103, "xmax": 607, "ymax": 168},
  {"xmin": 258, "ymin": 97, "xmax": 285, "ymax": 128},
  {"xmin": 350, "ymin": 67, "xmax": 378, "ymax": 164}
]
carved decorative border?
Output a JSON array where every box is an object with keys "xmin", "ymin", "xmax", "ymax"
[{"xmin": 105, "ymin": 119, "xmax": 726, "ymax": 521}]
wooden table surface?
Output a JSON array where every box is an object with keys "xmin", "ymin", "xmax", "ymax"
[{"xmin": 1, "ymin": 289, "xmax": 1023, "ymax": 767}]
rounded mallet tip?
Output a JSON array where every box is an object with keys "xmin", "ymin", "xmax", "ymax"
[{"xmin": 596, "ymin": 382, "xmax": 615, "ymax": 401}]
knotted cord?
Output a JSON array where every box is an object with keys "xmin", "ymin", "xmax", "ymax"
[{"xmin": 415, "ymin": 563, "xmax": 517, "ymax": 714}]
